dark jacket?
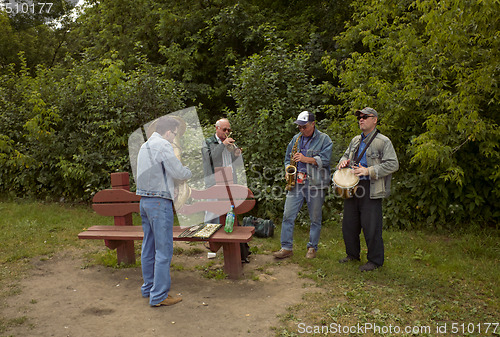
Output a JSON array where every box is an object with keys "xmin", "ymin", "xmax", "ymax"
[{"xmin": 202, "ymin": 134, "xmax": 240, "ymax": 187}]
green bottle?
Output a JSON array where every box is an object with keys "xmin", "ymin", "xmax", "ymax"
[{"xmin": 224, "ymin": 205, "xmax": 235, "ymax": 233}]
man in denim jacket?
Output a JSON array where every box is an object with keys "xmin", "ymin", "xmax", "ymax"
[
  {"xmin": 273, "ymin": 111, "xmax": 333, "ymax": 259},
  {"xmin": 136, "ymin": 116, "xmax": 192, "ymax": 306},
  {"xmin": 337, "ymin": 107, "xmax": 399, "ymax": 271}
]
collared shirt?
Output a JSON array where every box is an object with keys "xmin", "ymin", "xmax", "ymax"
[
  {"xmin": 284, "ymin": 128, "xmax": 333, "ymax": 189},
  {"xmin": 357, "ymin": 130, "xmax": 376, "ymax": 180},
  {"xmin": 339, "ymin": 129, "xmax": 399, "ymax": 198},
  {"xmin": 297, "ymin": 135, "xmax": 313, "ymax": 173},
  {"xmin": 215, "ymin": 134, "xmax": 233, "ymax": 169}
]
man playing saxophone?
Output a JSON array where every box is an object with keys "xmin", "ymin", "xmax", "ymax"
[{"xmin": 273, "ymin": 111, "xmax": 333, "ymax": 259}]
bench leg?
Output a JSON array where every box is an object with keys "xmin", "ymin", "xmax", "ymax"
[
  {"xmin": 222, "ymin": 242, "xmax": 242, "ymax": 279},
  {"xmin": 105, "ymin": 240, "xmax": 136, "ymax": 265}
]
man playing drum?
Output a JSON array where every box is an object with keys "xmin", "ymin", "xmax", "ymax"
[{"xmin": 337, "ymin": 107, "xmax": 399, "ymax": 271}]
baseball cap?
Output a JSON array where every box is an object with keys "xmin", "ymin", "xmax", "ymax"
[
  {"xmin": 355, "ymin": 107, "xmax": 378, "ymax": 117},
  {"xmin": 294, "ymin": 111, "xmax": 316, "ymax": 125}
]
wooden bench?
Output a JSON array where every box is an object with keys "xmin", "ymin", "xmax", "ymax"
[{"xmin": 78, "ymin": 169, "xmax": 256, "ymax": 279}]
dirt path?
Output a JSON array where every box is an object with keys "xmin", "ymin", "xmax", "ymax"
[{"xmin": 1, "ymin": 243, "xmax": 321, "ymax": 337}]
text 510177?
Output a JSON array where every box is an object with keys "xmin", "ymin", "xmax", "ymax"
[{"xmin": 1, "ymin": 2, "xmax": 53, "ymax": 14}]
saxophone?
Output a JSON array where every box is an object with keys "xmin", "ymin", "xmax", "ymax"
[{"xmin": 285, "ymin": 134, "xmax": 302, "ymax": 191}]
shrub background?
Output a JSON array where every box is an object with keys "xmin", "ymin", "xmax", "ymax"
[{"xmin": 0, "ymin": 0, "xmax": 498, "ymax": 230}]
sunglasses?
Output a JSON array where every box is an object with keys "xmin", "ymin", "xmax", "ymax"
[
  {"xmin": 297, "ymin": 123, "xmax": 313, "ymax": 130},
  {"xmin": 218, "ymin": 127, "xmax": 231, "ymax": 132},
  {"xmin": 357, "ymin": 115, "xmax": 375, "ymax": 121}
]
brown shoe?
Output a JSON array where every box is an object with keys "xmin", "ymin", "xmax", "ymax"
[
  {"xmin": 152, "ymin": 295, "xmax": 182, "ymax": 307},
  {"xmin": 306, "ymin": 248, "xmax": 316, "ymax": 259},
  {"xmin": 273, "ymin": 249, "xmax": 293, "ymax": 259}
]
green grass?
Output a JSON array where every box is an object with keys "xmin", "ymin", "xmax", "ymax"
[
  {"xmin": 0, "ymin": 201, "xmax": 499, "ymax": 336},
  {"xmin": 259, "ymin": 215, "xmax": 500, "ymax": 336}
]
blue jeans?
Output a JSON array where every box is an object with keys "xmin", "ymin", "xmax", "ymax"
[
  {"xmin": 140, "ymin": 197, "xmax": 174, "ymax": 306},
  {"xmin": 280, "ymin": 181, "xmax": 326, "ymax": 251}
]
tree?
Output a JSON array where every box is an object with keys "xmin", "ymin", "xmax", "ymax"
[
  {"xmin": 0, "ymin": 53, "xmax": 186, "ymax": 200},
  {"xmin": 0, "ymin": 0, "xmax": 77, "ymax": 71},
  {"xmin": 323, "ymin": 0, "xmax": 499, "ymax": 228},
  {"xmin": 68, "ymin": 0, "xmax": 353, "ymax": 122},
  {"xmin": 228, "ymin": 30, "xmax": 326, "ymax": 217}
]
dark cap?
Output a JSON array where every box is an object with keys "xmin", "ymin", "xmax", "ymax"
[{"xmin": 355, "ymin": 107, "xmax": 378, "ymax": 117}]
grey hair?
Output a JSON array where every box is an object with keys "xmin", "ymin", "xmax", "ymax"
[{"xmin": 215, "ymin": 118, "xmax": 229, "ymax": 127}]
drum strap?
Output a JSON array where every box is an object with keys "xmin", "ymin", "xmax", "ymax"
[{"xmin": 353, "ymin": 130, "xmax": 379, "ymax": 166}]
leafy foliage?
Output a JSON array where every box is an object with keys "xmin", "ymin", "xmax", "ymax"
[
  {"xmin": 0, "ymin": 1, "xmax": 76, "ymax": 70},
  {"xmin": 0, "ymin": 0, "xmax": 497, "ymax": 230},
  {"xmin": 228, "ymin": 31, "xmax": 327, "ymax": 217},
  {"xmin": 323, "ymin": 0, "xmax": 499, "ymax": 228},
  {"xmin": 0, "ymin": 53, "xmax": 186, "ymax": 200}
]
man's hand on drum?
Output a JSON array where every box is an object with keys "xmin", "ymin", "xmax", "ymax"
[
  {"xmin": 352, "ymin": 164, "xmax": 369, "ymax": 177},
  {"xmin": 337, "ymin": 160, "xmax": 350, "ymax": 169}
]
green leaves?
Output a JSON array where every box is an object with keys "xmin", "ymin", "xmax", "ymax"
[
  {"xmin": 229, "ymin": 33, "xmax": 325, "ymax": 215},
  {"xmin": 0, "ymin": 53, "xmax": 186, "ymax": 200},
  {"xmin": 326, "ymin": 0, "xmax": 499, "ymax": 228}
]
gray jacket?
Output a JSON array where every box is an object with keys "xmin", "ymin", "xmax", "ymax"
[{"xmin": 339, "ymin": 130, "xmax": 399, "ymax": 198}]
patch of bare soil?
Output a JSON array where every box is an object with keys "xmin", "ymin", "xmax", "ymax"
[{"xmin": 1, "ymin": 242, "xmax": 323, "ymax": 337}]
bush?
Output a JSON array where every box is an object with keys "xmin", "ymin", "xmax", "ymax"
[{"xmin": 0, "ymin": 53, "xmax": 186, "ymax": 201}]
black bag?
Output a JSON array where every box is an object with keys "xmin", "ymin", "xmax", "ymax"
[
  {"xmin": 240, "ymin": 243, "xmax": 251, "ymax": 263},
  {"xmin": 243, "ymin": 216, "xmax": 275, "ymax": 238}
]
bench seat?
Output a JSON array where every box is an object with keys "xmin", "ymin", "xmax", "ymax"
[{"xmin": 79, "ymin": 225, "xmax": 254, "ymax": 243}]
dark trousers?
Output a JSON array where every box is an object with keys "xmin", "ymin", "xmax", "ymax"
[{"xmin": 342, "ymin": 180, "xmax": 384, "ymax": 266}]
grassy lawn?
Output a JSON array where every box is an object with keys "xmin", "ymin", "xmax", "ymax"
[
  {"xmin": 258, "ymin": 216, "xmax": 500, "ymax": 336},
  {"xmin": 0, "ymin": 200, "xmax": 498, "ymax": 336}
]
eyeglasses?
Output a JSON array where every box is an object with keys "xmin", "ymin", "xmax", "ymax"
[
  {"xmin": 357, "ymin": 115, "xmax": 375, "ymax": 121},
  {"xmin": 297, "ymin": 123, "xmax": 313, "ymax": 130},
  {"xmin": 218, "ymin": 127, "xmax": 231, "ymax": 132}
]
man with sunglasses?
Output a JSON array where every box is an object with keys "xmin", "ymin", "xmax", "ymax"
[
  {"xmin": 202, "ymin": 118, "xmax": 242, "ymax": 224},
  {"xmin": 337, "ymin": 107, "xmax": 399, "ymax": 271},
  {"xmin": 273, "ymin": 111, "xmax": 332, "ymax": 259}
]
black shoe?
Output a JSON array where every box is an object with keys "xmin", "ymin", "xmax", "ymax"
[
  {"xmin": 359, "ymin": 261, "xmax": 380, "ymax": 272},
  {"xmin": 338, "ymin": 256, "xmax": 360, "ymax": 263}
]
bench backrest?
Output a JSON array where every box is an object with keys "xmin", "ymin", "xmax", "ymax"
[{"xmin": 92, "ymin": 170, "xmax": 255, "ymax": 223}]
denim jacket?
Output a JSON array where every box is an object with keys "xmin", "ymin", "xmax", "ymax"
[
  {"xmin": 285, "ymin": 128, "xmax": 333, "ymax": 189},
  {"xmin": 136, "ymin": 132, "xmax": 192, "ymax": 200},
  {"xmin": 339, "ymin": 130, "xmax": 399, "ymax": 199}
]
